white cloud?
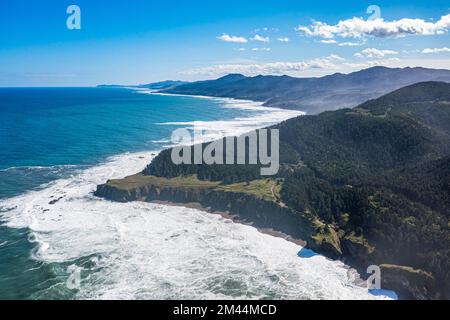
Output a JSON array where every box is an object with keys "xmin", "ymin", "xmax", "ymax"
[
  {"xmin": 277, "ymin": 37, "xmax": 290, "ymax": 42},
  {"xmin": 327, "ymin": 54, "xmax": 346, "ymax": 61},
  {"xmin": 181, "ymin": 54, "xmax": 345, "ymax": 76},
  {"xmin": 354, "ymin": 48, "xmax": 399, "ymax": 59},
  {"xmin": 217, "ymin": 34, "xmax": 248, "ymax": 43},
  {"xmin": 251, "ymin": 34, "xmax": 270, "ymax": 42},
  {"xmin": 296, "ymin": 13, "xmax": 450, "ymax": 38},
  {"xmin": 343, "ymin": 58, "xmax": 401, "ymax": 69},
  {"xmin": 338, "ymin": 41, "xmax": 364, "ymax": 47},
  {"xmin": 320, "ymin": 39, "xmax": 337, "ymax": 44},
  {"xmin": 252, "ymin": 47, "xmax": 271, "ymax": 51},
  {"xmin": 321, "ymin": 40, "xmax": 365, "ymax": 46},
  {"xmin": 422, "ymin": 47, "xmax": 450, "ymax": 53},
  {"xmin": 180, "ymin": 56, "xmax": 450, "ymax": 80}
]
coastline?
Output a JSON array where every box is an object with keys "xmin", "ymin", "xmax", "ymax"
[
  {"xmin": 101, "ymin": 91, "xmax": 313, "ymax": 249},
  {"xmin": 138, "ymin": 89, "xmax": 307, "ymax": 114},
  {"xmin": 96, "ymin": 172, "xmax": 396, "ymax": 298},
  {"xmin": 0, "ymin": 90, "xmax": 395, "ymax": 300},
  {"xmin": 93, "ymin": 93, "xmax": 404, "ymax": 299},
  {"xmin": 94, "ymin": 91, "xmax": 310, "ymax": 245},
  {"xmin": 98, "ymin": 91, "xmax": 315, "ymax": 245}
]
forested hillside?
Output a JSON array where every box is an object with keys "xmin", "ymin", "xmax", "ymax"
[{"xmin": 145, "ymin": 82, "xmax": 450, "ymax": 298}]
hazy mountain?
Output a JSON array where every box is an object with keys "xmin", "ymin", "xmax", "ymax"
[
  {"xmin": 97, "ymin": 80, "xmax": 189, "ymax": 90},
  {"xmin": 162, "ymin": 66, "xmax": 450, "ymax": 113},
  {"xmin": 137, "ymin": 80, "xmax": 189, "ymax": 90}
]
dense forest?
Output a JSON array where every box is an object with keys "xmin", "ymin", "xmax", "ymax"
[{"xmin": 145, "ymin": 82, "xmax": 450, "ymax": 298}]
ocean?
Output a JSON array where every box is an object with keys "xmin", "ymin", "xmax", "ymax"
[{"xmin": 0, "ymin": 87, "xmax": 396, "ymax": 300}]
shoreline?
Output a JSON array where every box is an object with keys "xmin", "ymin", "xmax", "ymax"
[
  {"xmin": 134, "ymin": 88, "xmax": 308, "ymax": 114},
  {"xmin": 96, "ymin": 92, "xmax": 309, "ymax": 247},
  {"xmin": 94, "ymin": 92, "xmax": 383, "ymax": 295},
  {"xmin": 96, "ymin": 185, "xmax": 374, "ymax": 294}
]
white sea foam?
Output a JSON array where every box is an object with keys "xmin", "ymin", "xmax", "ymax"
[
  {"xmin": 156, "ymin": 95, "xmax": 304, "ymax": 144},
  {"xmin": 0, "ymin": 97, "xmax": 396, "ymax": 300},
  {"xmin": 0, "ymin": 164, "xmax": 81, "ymax": 173},
  {"xmin": 141, "ymin": 89, "xmax": 304, "ymax": 134}
]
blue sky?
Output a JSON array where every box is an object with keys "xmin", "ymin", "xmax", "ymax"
[{"xmin": 1, "ymin": 0, "xmax": 450, "ymax": 86}]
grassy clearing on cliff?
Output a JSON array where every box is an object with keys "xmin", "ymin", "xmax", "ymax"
[{"xmin": 105, "ymin": 174, "xmax": 281, "ymax": 202}]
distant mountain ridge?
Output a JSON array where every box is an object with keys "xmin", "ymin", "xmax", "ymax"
[
  {"xmin": 97, "ymin": 80, "xmax": 189, "ymax": 90},
  {"xmin": 137, "ymin": 80, "xmax": 189, "ymax": 90},
  {"xmin": 161, "ymin": 66, "xmax": 450, "ymax": 113}
]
